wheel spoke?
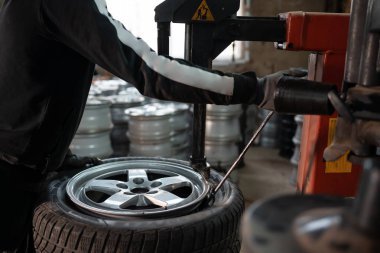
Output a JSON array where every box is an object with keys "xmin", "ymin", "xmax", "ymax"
[
  {"xmin": 102, "ymin": 192, "xmax": 137, "ymax": 209},
  {"xmin": 158, "ymin": 175, "xmax": 191, "ymax": 190},
  {"xmin": 128, "ymin": 169, "xmax": 149, "ymax": 182},
  {"xmin": 86, "ymin": 179, "xmax": 122, "ymax": 194},
  {"xmin": 146, "ymin": 190, "xmax": 184, "ymax": 207}
]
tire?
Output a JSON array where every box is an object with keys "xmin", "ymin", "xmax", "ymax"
[{"xmin": 33, "ymin": 170, "xmax": 244, "ymax": 253}]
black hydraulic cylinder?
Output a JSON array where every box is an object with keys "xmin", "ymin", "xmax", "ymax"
[
  {"xmin": 369, "ymin": 0, "xmax": 380, "ymax": 31},
  {"xmin": 358, "ymin": 0, "xmax": 380, "ymax": 87},
  {"xmin": 358, "ymin": 32, "xmax": 380, "ymax": 87},
  {"xmin": 377, "ymin": 42, "xmax": 380, "ymax": 72},
  {"xmin": 343, "ymin": 0, "xmax": 369, "ymax": 92},
  {"xmin": 353, "ymin": 0, "xmax": 380, "ymax": 157},
  {"xmin": 274, "ymin": 77, "xmax": 336, "ymax": 115}
]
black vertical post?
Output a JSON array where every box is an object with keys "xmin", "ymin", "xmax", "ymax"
[
  {"xmin": 185, "ymin": 23, "xmax": 215, "ymax": 178},
  {"xmin": 357, "ymin": 0, "xmax": 380, "ymax": 87},
  {"xmin": 351, "ymin": 0, "xmax": 380, "ymax": 235},
  {"xmin": 377, "ymin": 42, "xmax": 380, "ymax": 72},
  {"xmin": 350, "ymin": 0, "xmax": 379, "ymax": 157},
  {"xmin": 157, "ymin": 22, "xmax": 171, "ymax": 55},
  {"xmin": 342, "ymin": 0, "xmax": 369, "ymax": 92}
]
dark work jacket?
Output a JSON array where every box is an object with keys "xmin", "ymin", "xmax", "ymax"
[{"xmin": 0, "ymin": 0, "xmax": 260, "ymax": 171}]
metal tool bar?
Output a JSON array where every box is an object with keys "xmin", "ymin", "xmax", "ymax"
[
  {"xmin": 213, "ymin": 111, "xmax": 274, "ymax": 194},
  {"xmin": 214, "ymin": 17, "xmax": 286, "ymax": 42}
]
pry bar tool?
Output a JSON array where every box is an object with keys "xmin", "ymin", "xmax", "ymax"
[{"xmin": 211, "ymin": 110, "xmax": 275, "ymax": 197}]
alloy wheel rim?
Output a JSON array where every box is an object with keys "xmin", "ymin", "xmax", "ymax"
[{"xmin": 66, "ymin": 158, "xmax": 209, "ymax": 217}]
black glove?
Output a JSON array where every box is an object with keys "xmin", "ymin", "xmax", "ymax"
[
  {"xmin": 257, "ymin": 68, "xmax": 308, "ymax": 110},
  {"xmin": 61, "ymin": 150, "xmax": 103, "ymax": 170}
]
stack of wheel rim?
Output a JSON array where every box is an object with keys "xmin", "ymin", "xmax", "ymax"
[
  {"xmin": 70, "ymin": 97, "xmax": 113, "ymax": 158},
  {"xmin": 290, "ymin": 115, "xmax": 303, "ymax": 186},
  {"xmin": 167, "ymin": 103, "xmax": 191, "ymax": 160},
  {"xmin": 126, "ymin": 102, "xmax": 191, "ymax": 158},
  {"xmin": 92, "ymin": 78, "xmax": 130, "ymax": 96},
  {"xmin": 108, "ymin": 88, "xmax": 146, "ymax": 156},
  {"xmin": 126, "ymin": 103, "xmax": 173, "ymax": 157},
  {"xmin": 258, "ymin": 109, "xmax": 281, "ymax": 148},
  {"xmin": 205, "ymin": 104, "xmax": 242, "ymax": 169}
]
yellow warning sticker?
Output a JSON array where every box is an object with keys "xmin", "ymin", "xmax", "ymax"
[
  {"xmin": 325, "ymin": 118, "xmax": 352, "ymax": 173},
  {"xmin": 192, "ymin": 0, "xmax": 215, "ymax": 22}
]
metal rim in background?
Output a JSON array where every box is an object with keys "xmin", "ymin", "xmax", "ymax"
[{"xmin": 66, "ymin": 158, "xmax": 210, "ymax": 218}]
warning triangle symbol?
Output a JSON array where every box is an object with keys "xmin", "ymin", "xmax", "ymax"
[{"xmin": 192, "ymin": 0, "xmax": 215, "ymax": 22}]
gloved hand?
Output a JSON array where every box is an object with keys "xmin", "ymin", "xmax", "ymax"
[
  {"xmin": 61, "ymin": 149, "xmax": 103, "ymax": 170},
  {"xmin": 323, "ymin": 117, "xmax": 352, "ymax": 161},
  {"xmin": 324, "ymin": 117, "xmax": 380, "ymax": 161},
  {"xmin": 323, "ymin": 86, "xmax": 380, "ymax": 161},
  {"xmin": 44, "ymin": 150, "xmax": 103, "ymax": 183},
  {"xmin": 257, "ymin": 68, "xmax": 308, "ymax": 110}
]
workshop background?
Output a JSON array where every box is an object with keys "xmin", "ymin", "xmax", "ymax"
[
  {"xmin": 2, "ymin": 0, "xmax": 363, "ymax": 252},
  {"xmin": 216, "ymin": 0, "xmax": 352, "ymax": 202},
  {"xmin": 90, "ymin": 0, "xmax": 352, "ymax": 203},
  {"xmin": 214, "ymin": 3, "xmax": 354, "ymax": 252},
  {"xmin": 76, "ymin": 1, "xmax": 353, "ymax": 252}
]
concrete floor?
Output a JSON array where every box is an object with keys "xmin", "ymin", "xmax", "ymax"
[
  {"xmin": 234, "ymin": 146, "xmax": 296, "ymax": 253},
  {"xmin": 238, "ymin": 146, "xmax": 296, "ymax": 204}
]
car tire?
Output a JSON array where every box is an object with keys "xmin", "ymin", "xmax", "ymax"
[{"xmin": 33, "ymin": 170, "xmax": 244, "ymax": 253}]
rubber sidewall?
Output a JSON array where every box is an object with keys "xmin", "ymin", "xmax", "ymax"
[{"xmin": 33, "ymin": 171, "xmax": 244, "ymax": 253}]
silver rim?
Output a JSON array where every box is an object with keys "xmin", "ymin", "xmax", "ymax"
[{"xmin": 66, "ymin": 158, "xmax": 209, "ymax": 217}]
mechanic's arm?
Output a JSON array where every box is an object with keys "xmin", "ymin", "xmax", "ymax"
[{"xmin": 40, "ymin": 0, "xmax": 261, "ymax": 105}]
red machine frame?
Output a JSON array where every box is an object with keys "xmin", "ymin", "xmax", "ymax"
[{"xmin": 282, "ymin": 12, "xmax": 362, "ymax": 196}]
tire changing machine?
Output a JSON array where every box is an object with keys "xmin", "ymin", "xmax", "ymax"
[{"xmin": 155, "ymin": 0, "xmax": 380, "ymax": 252}]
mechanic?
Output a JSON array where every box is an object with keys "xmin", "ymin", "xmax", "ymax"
[{"xmin": 0, "ymin": 0, "xmax": 302, "ymax": 252}]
